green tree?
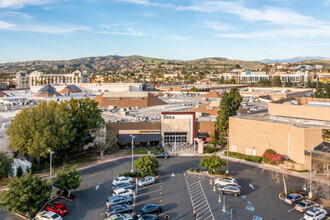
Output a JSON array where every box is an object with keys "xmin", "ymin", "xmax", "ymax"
[
  {"xmin": 7, "ymin": 101, "xmax": 75, "ymax": 165},
  {"xmin": 258, "ymin": 79, "xmax": 272, "ymax": 87},
  {"xmin": 65, "ymin": 98, "xmax": 105, "ymax": 154},
  {"xmin": 199, "ymin": 154, "xmax": 227, "ymax": 172},
  {"xmin": 189, "ymin": 87, "xmax": 199, "ymax": 92},
  {"xmin": 53, "ymin": 165, "xmax": 82, "ymax": 197},
  {"xmin": 16, "ymin": 166, "xmax": 23, "ymax": 178},
  {"xmin": 313, "ymin": 83, "xmax": 330, "ymax": 98},
  {"xmin": 215, "ymin": 87, "xmax": 242, "ymax": 146},
  {"xmin": 0, "ymin": 152, "xmax": 13, "ymax": 180},
  {"xmin": 0, "ymin": 174, "xmax": 51, "ymax": 218},
  {"xmin": 133, "ymin": 155, "xmax": 160, "ymax": 175},
  {"xmin": 284, "ymin": 81, "xmax": 293, "ymax": 87},
  {"xmin": 272, "ymin": 76, "xmax": 282, "ymax": 87}
]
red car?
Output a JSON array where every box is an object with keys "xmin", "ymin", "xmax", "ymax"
[{"xmin": 45, "ymin": 203, "xmax": 69, "ymax": 216}]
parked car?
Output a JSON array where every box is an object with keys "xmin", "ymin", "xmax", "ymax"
[
  {"xmin": 112, "ymin": 182, "xmax": 135, "ymax": 190},
  {"xmin": 137, "ymin": 214, "xmax": 160, "ymax": 220},
  {"xmin": 35, "ymin": 211, "xmax": 62, "ymax": 220},
  {"xmin": 217, "ymin": 185, "xmax": 242, "ymax": 197},
  {"xmin": 284, "ymin": 193, "xmax": 304, "ymax": 205},
  {"xmin": 106, "ymin": 204, "xmax": 133, "ymax": 216},
  {"xmin": 113, "ymin": 177, "xmax": 134, "ymax": 185},
  {"xmin": 134, "ymin": 204, "xmax": 163, "ymax": 218},
  {"xmin": 295, "ymin": 200, "xmax": 318, "ymax": 212},
  {"xmin": 154, "ymin": 153, "xmax": 169, "ymax": 159},
  {"xmin": 45, "ymin": 203, "xmax": 69, "ymax": 216},
  {"xmin": 105, "ymin": 213, "xmax": 133, "ymax": 220},
  {"xmin": 215, "ymin": 178, "xmax": 237, "ymax": 186},
  {"xmin": 303, "ymin": 208, "xmax": 328, "ymax": 220},
  {"xmin": 138, "ymin": 176, "xmax": 155, "ymax": 187},
  {"xmin": 113, "ymin": 188, "xmax": 134, "ymax": 197},
  {"xmin": 106, "ymin": 195, "xmax": 132, "ymax": 208}
]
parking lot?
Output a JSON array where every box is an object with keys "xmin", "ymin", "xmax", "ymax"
[{"xmin": 0, "ymin": 156, "xmax": 321, "ymax": 220}]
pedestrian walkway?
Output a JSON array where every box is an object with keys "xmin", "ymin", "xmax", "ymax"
[{"xmin": 184, "ymin": 171, "xmax": 215, "ymax": 220}]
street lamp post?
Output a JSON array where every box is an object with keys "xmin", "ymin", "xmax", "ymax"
[
  {"xmin": 130, "ymin": 135, "xmax": 135, "ymax": 173},
  {"xmin": 48, "ymin": 149, "xmax": 54, "ymax": 199},
  {"xmin": 226, "ymin": 136, "xmax": 229, "ymax": 174},
  {"xmin": 308, "ymin": 149, "xmax": 314, "ymax": 199}
]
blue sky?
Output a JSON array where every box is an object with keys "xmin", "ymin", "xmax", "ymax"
[{"xmin": 1, "ymin": 0, "xmax": 330, "ymax": 63}]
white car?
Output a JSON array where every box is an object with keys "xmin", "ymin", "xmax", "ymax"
[
  {"xmin": 138, "ymin": 176, "xmax": 155, "ymax": 187},
  {"xmin": 303, "ymin": 208, "xmax": 328, "ymax": 220},
  {"xmin": 35, "ymin": 211, "xmax": 62, "ymax": 220},
  {"xmin": 106, "ymin": 213, "xmax": 133, "ymax": 220},
  {"xmin": 215, "ymin": 178, "xmax": 237, "ymax": 186},
  {"xmin": 113, "ymin": 188, "xmax": 134, "ymax": 197},
  {"xmin": 112, "ymin": 177, "xmax": 134, "ymax": 185}
]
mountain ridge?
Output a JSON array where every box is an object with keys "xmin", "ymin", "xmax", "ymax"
[{"xmin": 260, "ymin": 56, "xmax": 329, "ymax": 63}]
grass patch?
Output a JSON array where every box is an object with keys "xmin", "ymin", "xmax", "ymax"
[
  {"xmin": 225, "ymin": 151, "xmax": 262, "ymax": 163},
  {"xmin": 66, "ymin": 155, "xmax": 98, "ymax": 167},
  {"xmin": 124, "ymin": 147, "xmax": 163, "ymax": 156},
  {"xmin": 289, "ymin": 169, "xmax": 309, "ymax": 173}
]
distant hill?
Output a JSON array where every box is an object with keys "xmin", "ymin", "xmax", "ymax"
[
  {"xmin": 260, "ymin": 56, "xmax": 329, "ymax": 63},
  {"xmin": 0, "ymin": 55, "xmax": 263, "ymax": 73}
]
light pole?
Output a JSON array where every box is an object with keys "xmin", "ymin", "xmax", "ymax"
[
  {"xmin": 130, "ymin": 135, "xmax": 135, "ymax": 173},
  {"xmin": 225, "ymin": 136, "xmax": 229, "ymax": 174},
  {"xmin": 48, "ymin": 149, "xmax": 54, "ymax": 200},
  {"xmin": 308, "ymin": 149, "xmax": 314, "ymax": 199}
]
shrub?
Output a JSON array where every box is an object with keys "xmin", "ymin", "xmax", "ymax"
[
  {"xmin": 204, "ymin": 147, "xmax": 219, "ymax": 154},
  {"xmin": 286, "ymin": 190, "xmax": 292, "ymax": 195},
  {"xmin": 140, "ymin": 173, "xmax": 146, "ymax": 178},
  {"xmin": 124, "ymin": 172, "xmax": 132, "ymax": 177},
  {"xmin": 309, "ymin": 196, "xmax": 316, "ymax": 201},
  {"xmin": 262, "ymin": 149, "xmax": 284, "ymax": 165},
  {"xmin": 56, "ymin": 190, "xmax": 62, "ymax": 195},
  {"xmin": 208, "ymin": 170, "xmax": 213, "ymax": 175},
  {"xmin": 225, "ymin": 151, "xmax": 262, "ymax": 163},
  {"xmin": 300, "ymin": 192, "xmax": 306, "ymax": 196},
  {"xmin": 44, "ymin": 161, "xmax": 50, "ymax": 170},
  {"xmin": 215, "ymin": 169, "xmax": 222, "ymax": 175},
  {"xmin": 245, "ymin": 155, "xmax": 262, "ymax": 163},
  {"xmin": 118, "ymin": 173, "xmax": 124, "ymax": 177},
  {"xmin": 62, "ymin": 190, "xmax": 68, "ymax": 197},
  {"xmin": 25, "ymin": 166, "xmax": 31, "ymax": 174},
  {"xmin": 292, "ymin": 189, "xmax": 299, "ymax": 194},
  {"xmin": 151, "ymin": 171, "xmax": 158, "ymax": 176},
  {"xmin": 189, "ymin": 168, "xmax": 194, "ymax": 172},
  {"xmin": 224, "ymin": 172, "xmax": 230, "ymax": 177},
  {"xmin": 54, "ymin": 157, "xmax": 63, "ymax": 167},
  {"xmin": 16, "ymin": 166, "xmax": 23, "ymax": 177},
  {"xmin": 195, "ymin": 168, "xmax": 200, "ymax": 173}
]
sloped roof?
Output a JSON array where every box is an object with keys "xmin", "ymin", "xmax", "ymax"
[
  {"xmin": 59, "ymin": 85, "xmax": 82, "ymax": 94},
  {"xmin": 34, "ymin": 84, "xmax": 61, "ymax": 97},
  {"xmin": 190, "ymin": 101, "xmax": 248, "ymax": 116},
  {"xmin": 200, "ymin": 90, "xmax": 223, "ymax": 99},
  {"xmin": 93, "ymin": 92, "xmax": 167, "ymax": 108},
  {"xmin": 314, "ymin": 142, "xmax": 330, "ymax": 153},
  {"xmin": 0, "ymin": 90, "xmax": 9, "ymax": 97}
]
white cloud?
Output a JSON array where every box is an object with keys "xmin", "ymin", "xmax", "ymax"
[
  {"xmin": 201, "ymin": 21, "xmax": 231, "ymax": 31},
  {"xmin": 99, "ymin": 23, "xmax": 136, "ymax": 29},
  {"xmin": 98, "ymin": 28, "xmax": 145, "ymax": 36},
  {"xmin": 119, "ymin": 0, "xmax": 172, "ymax": 8},
  {"xmin": 215, "ymin": 27, "xmax": 330, "ymax": 39},
  {"xmin": 0, "ymin": 0, "xmax": 55, "ymax": 8},
  {"xmin": 325, "ymin": 0, "xmax": 330, "ymax": 5},
  {"xmin": 170, "ymin": 35, "xmax": 192, "ymax": 40},
  {"xmin": 0, "ymin": 21, "xmax": 16, "ymax": 29}
]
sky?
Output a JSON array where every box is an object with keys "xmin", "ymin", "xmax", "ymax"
[{"xmin": 1, "ymin": 0, "xmax": 330, "ymax": 63}]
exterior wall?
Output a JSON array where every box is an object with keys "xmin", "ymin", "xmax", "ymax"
[
  {"xmin": 107, "ymin": 122, "xmax": 161, "ymax": 135},
  {"xmin": 196, "ymin": 121, "xmax": 215, "ymax": 137},
  {"xmin": 161, "ymin": 112, "xmax": 195, "ymax": 145},
  {"xmin": 268, "ymin": 102, "xmax": 330, "ymax": 121},
  {"xmin": 229, "ymin": 117, "xmax": 323, "ymax": 169}
]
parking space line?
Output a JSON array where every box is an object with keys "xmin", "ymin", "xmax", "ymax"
[
  {"xmin": 137, "ymin": 188, "xmax": 162, "ymax": 196},
  {"xmin": 135, "ymin": 196, "xmax": 163, "ymax": 205},
  {"xmin": 196, "ymin": 203, "xmax": 208, "ymax": 211}
]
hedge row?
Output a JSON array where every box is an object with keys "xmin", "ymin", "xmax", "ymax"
[
  {"xmin": 225, "ymin": 151, "xmax": 262, "ymax": 163},
  {"xmin": 204, "ymin": 147, "xmax": 219, "ymax": 154},
  {"xmin": 118, "ymin": 171, "xmax": 158, "ymax": 178}
]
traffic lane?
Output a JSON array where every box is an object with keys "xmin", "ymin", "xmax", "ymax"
[
  {"xmin": 157, "ymin": 157, "xmax": 201, "ymax": 220},
  {"xmin": 0, "ymin": 209, "xmax": 21, "ymax": 220},
  {"xmin": 227, "ymin": 161, "xmax": 305, "ymax": 219}
]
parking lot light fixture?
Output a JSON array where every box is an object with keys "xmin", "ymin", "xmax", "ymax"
[
  {"xmin": 226, "ymin": 136, "xmax": 229, "ymax": 174},
  {"xmin": 48, "ymin": 149, "xmax": 54, "ymax": 199},
  {"xmin": 222, "ymin": 195, "xmax": 226, "ymax": 212},
  {"xmin": 218, "ymin": 193, "xmax": 221, "ymax": 203},
  {"xmin": 213, "ymin": 183, "xmax": 216, "ymax": 192},
  {"xmin": 130, "ymin": 135, "xmax": 135, "ymax": 173},
  {"xmin": 308, "ymin": 149, "xmax": 314, "ymax": 199}
]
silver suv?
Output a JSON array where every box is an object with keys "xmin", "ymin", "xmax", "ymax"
[
  {"xmin": 106, "ymin": 195, "xmax": 132, "ymax": 208},
  {"xmin": 217, "ymin": 184, "xmax": 242, "ymax": 197}
]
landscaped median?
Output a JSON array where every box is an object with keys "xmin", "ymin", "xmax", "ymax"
[{"xmin": 224, "ymin": 151, "xmax": 262, "ymax": 163}]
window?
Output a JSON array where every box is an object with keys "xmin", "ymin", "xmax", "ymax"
[
  {"xmin": 252, "ymin": 149, "xmax": 256, "ymax": 156},
  {"xmin": 231, "ymin": 145, "xmax": 237, "ymax": 152},
  {"xmin": 245, "ymin": 148, "xmax": 251, "ymax": 155}
]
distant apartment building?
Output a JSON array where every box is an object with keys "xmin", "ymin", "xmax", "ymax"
[{"xmin": 229, "ymin": 97, "xmax": 330, "ymax": 169}]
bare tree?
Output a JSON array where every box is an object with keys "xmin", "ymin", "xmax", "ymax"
[{"xmin": 93, "ymin": 126, "xmax": 117, "ymax": 157}]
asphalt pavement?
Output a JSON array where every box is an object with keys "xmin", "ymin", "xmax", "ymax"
[{"xmin": 0, "ymin": 156, "xmax": 310, "ymax": 220}]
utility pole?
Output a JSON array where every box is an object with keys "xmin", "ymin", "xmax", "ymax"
[
  {"xmin": 48, "ymin": 149, "xmax": 54, "ymax": 199},
  {"xmin": 130, "ymin": 135, "xmax": 135, "ymax": 173}
]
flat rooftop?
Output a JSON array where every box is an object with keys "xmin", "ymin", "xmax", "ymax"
[{"xmin": 233, "ymin": 112, "xmax": 330, "ymax": 129}]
